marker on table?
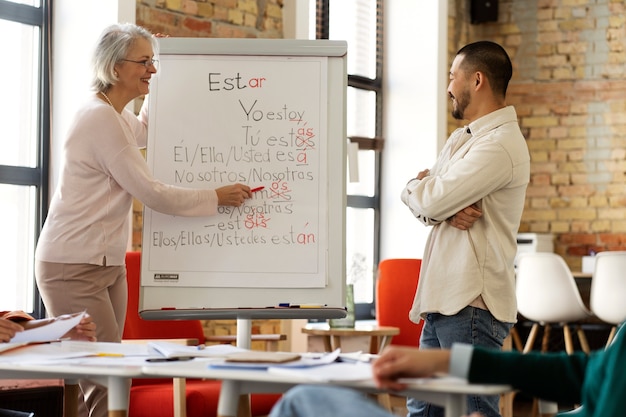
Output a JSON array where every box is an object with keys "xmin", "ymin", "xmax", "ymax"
[
  {"xmin": 94, "ymin": 353, "xmax": 124, "ymax": 358},
  {"xmin": 250, "ymin": 186, "xmax": 265, "ymax": 193},
  {"xmin": 146, "ymin": 356, "xmax": 194, "ymax": 362},
  {"xmin": 296, "ymin": 304, "xmax": 327, "ymax": 308},
  {"xmin": 278, "ymin": 303, "xmax": 327, "ymax": 308}
]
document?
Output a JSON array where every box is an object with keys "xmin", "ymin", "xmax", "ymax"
[
  {"xmin": 208, "ymin": 349, "xmax": 340, "ymax": 370},
  {"xmin": 267, "ymin": 362, "xmax": 373, "ymax": 382},
  {"xmin": 3, "ymin": 311, "xmax": 86, "ymax": 347},
  {"xmin": 148, "ymin": 341, "xmax": 246, "ymax": 359},
  {"xmin": 225, "ymin": 351, "xmax": 301, "ymax": 364},
  {"xmin": 0, "ymin": 340, "xmax": 151, "ymax": 364}
]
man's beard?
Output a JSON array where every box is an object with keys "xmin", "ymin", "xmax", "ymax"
[{"xmin": 451, "ymin": 89, "xmax": 470, "ymax": 120}]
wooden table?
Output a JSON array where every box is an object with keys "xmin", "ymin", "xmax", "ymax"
[{"xmin": 301, "ymin": 323, "xmax": 400, "ymax": 354}]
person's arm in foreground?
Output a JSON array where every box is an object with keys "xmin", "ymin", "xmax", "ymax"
[
  {"xmin": 373, "ymin": 344, "xmax": 589, "ymax": 406},
  {"xmin": 0, "ymin": 318, "xmax": 25, "ymax": 343},
  {"xmin": 0, "ymin": 312, "xmax": 97, "ymax": 343},
  {"xmin": 372, "ymin": 346, "xmax": 451, "ymax": 391}
]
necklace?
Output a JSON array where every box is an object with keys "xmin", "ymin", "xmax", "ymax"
[{"xmin": 100, "ymin": 91, "xmax": 114, "ymax": 108}]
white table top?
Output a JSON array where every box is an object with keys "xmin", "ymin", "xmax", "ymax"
[
  {"xmin": 0, "ymin": 361, "xmax": 142, "ymax": 379},
  {"xmin": 0, "ymin": 343, "xmax": 511, "ymax": 417},
  {"xmin": 141, "ymin": 357, "xmax": 510, "ymax": 396}
]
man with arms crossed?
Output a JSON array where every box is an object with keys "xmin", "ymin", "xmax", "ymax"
[{"xmin": 399, "ymin": 40, "xmax": 530, "ymax": 417}]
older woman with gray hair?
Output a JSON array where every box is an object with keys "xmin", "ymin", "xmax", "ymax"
[{"xmin": 35, "ymin": 23, "xmax": 252, "ymax": 417}]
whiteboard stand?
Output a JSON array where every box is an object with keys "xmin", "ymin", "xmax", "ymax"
[
  {"xmin": 139, "ymin": 38, "xmax": 348, "ymax": 313},
  {"xmin": 237, "ymin": 318, "xmax": 252, "ymax": 349}
]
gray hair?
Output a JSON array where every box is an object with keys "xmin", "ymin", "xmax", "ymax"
[{"xmin": 91, "ymin": 23, "xmax": 158, "ymax": 92}]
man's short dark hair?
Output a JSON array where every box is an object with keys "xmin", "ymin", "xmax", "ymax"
[{"xmin": 456, "ymin": 41, "xmax": 512, "ymax": 98}]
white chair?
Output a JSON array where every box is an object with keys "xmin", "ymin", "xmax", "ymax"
[
  {"xmin": 590, "ymin": 251, "xmax": 626, "ymax": 347},
  {"xmin": 516, "ymin": 252, "xmax": 593, "ymax": 416},
  {"xmin": 516, "ymin": 252, "xmax": 592, "ymax": 355}
]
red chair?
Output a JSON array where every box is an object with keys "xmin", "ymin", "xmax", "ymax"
[
  {"xmin": 374, "ymin": 258, "xmax": 424, "ymax": 413},
  {"xmin": 124, "ymin": 251, "xmax": 280, "ymax": 417},
  {"xmin": 375, "ymin": 258, "xmax": 424, "ymax": 347}
]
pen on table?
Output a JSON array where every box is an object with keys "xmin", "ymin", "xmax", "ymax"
[
  {"xmin": 337, "ymin": 353, "xmax": 378, "ymax": 363},
  {"xmin": 94, "ymin": 353, "xmax": 124, "ymax": 358},
  {"xmin": 250, "ymin": 186, "xmax": 265, "ymax": 193},
  {"xmin": 146, "ymin": 356, "xmax": 195, "ymax": 362}
]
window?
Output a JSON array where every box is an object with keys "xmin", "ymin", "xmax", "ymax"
[
  {"xmin": 0, "ymin": 0, "xmax": 50, "ymax": 317},
  {"xmin": 317, "ymin": 0, "xmax": 383, "ymax": 319}
]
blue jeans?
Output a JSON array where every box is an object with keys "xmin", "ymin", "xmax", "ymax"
[
  {"xmin": 407, "ymin": 306, "xmax": 512, "ymax": 417},
  {"xmin": 269, "ymin": 385, "xmax": 394, "ymax": 417}
]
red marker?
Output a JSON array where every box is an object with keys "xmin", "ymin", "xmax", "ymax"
[{"xmin": 250, "ymin": 186, "xmax": 265, "ymax": 193}]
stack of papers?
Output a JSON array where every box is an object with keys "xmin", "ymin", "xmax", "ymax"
[
  {"xmin": 208, "ymin": 348, "xmax": 373, "ymax": 382},
  {"xmin": 209, "ymin": 348, "xmax": 341, "ymax": 370},
  {"xmin": 225, "ymin": 351, "xmax": 301, "ymax": 364},
  {"xmin": 148, "ymin": 341, "xmax": 246, "ymax": 359}
]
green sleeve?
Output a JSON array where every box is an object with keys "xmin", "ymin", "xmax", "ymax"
[
  {"xmin": 468, "ymin": 347, "xmax": 588, "ymax": 404},
  {"xmin": 467, "ymin": 325, "xmax": 626, "ymax": 417},
  {"xmin": 579, "ymin": 325, "xmax": 626, "ymax": 417}
]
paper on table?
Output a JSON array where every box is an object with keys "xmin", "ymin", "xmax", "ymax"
[
  {"xmin": 9, "ymin": 311, "xmax": 86, "ymax": 343},
  {"xmin": 0, "ymin": 340, "xmax": 151, "ymax": 364},
  {"xmin": 225, "ymin": 351, "xmax": 301, "ymax": 364},
  {"xmin": 148, "ymin": 341, "xmax": 246, "ymax": 358},
  {"xmin": 267, "ymin": 362, "xmax": 373, "ymax": 382},
  {"xmin": 208, "ymin": 349, "xmax": 341, "ymax": 370}
]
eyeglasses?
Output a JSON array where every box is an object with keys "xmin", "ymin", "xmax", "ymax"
[{"xmin": 121, "ymin": 58, "xmax": 159, "ymax": 69}]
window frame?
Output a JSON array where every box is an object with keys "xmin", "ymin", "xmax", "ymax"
[
  {"xmin": 317, "ymin": 0, "xmax": 384, "ymax": 320},
  {"xmin": 0, "ymin": 0, "xmax": 51, "ymax": 318}
]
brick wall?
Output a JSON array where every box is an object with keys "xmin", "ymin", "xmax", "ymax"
[
  {"xmin": 132, "ymin": 1, "xmax": 626, "ymax": 277},
  {"xmin": 130, "ymin": 1, "xmax": 284, "ymax": 252},
  {"xmin": 449, "ymin": 0, "xmax": 626, "ymax": 269},
  {"xmin": 136, "ymin": 0, "xmax": 284, "ymax": 38}
]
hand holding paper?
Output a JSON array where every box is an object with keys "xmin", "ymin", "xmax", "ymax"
[
  {"xmin": 10, "ymin": 311, "xmax": 88, "ymax": 343},
  {"xmin": 0, "ymin": 318, "xmax": 25, "ymax": 343},
  {"xmin": 61, "ymin": 313, "xmax": 97, "ymax": 342}
]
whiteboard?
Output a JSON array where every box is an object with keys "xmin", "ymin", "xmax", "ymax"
[{"xmin": 139, "ymin": 38, "xmax": 347, "ymax": 311}]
